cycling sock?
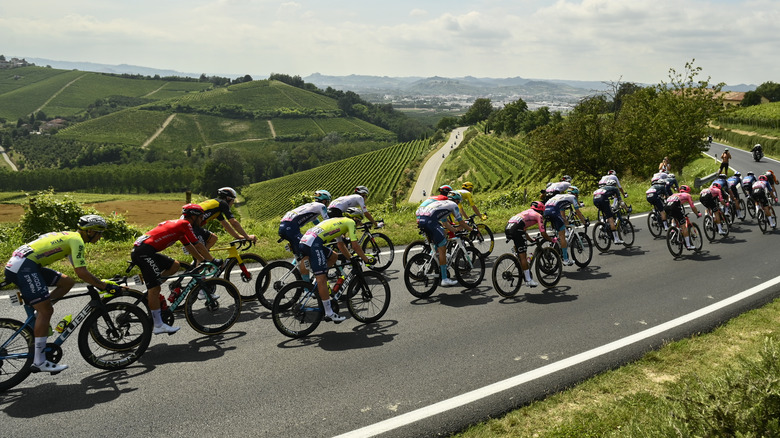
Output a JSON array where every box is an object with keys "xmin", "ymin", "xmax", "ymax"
[
  {"xmin": 34, "ymin": 337, "xmax": 47, "ymax": 365},
  {"xmin": 301, "ymin": 274, "xmax": 310, "ymax": 283},
  {"xmin": 440, "ymin": 265, "xmax": 448, "ymax": 280},
  {"xmin": 561, "ymin": 248, "xmax": 569, "ymax": 260},
  {"xmin": 151, "ymin": 309, "xmax": 162, "ymax": 326},
  {"xmin": 685, "ymin": 236, "xmax": 692, "ymax": 246},
  {"xmin": 612, "ymin": 231, "xmax": 620, "ymax": 241},
  {"xmin": 523, "ymin": 269, "xmax": 532, "ymax": 282},
  {"xmin": 717, "ymin": 223, "xmax": 724, "ymax": 233},
  {"xmin": 322, "ymin": 298, "xmax": 333, "ymax": 315}
]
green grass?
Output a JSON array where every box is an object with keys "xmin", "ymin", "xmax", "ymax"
[{"xmin": 56, "ymin": 108, "xmax": 173, "ymax": 145}]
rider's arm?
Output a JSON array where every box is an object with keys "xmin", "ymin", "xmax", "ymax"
[
  {"xmin": 225, "ymin": 217, "xmax": 257, "ymax": 242},
  {"xmin": 74, "ymin": 266, "xmax": 112, "ymax": 291},
  {"xmin": 364, "ymin": 210, "xmax": 378, "ymax": 228},
  {"xmin": 348, "ymin": 240, "xmax": 371, "ymax": 264}
]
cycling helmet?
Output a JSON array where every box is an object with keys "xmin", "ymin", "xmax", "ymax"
[
  {"xmin": 78, "ymin": 214, "xmax": 108, "ymax": 232},
  {"xmin": 668, "ymin": 173, "xmax": 675, "ymax": 179},
  {"xmin": 747, "ymin": 171, "xmax": 755, "ymax": 176},
  {"xmin": 462, "ymin": 181, "xmax": 474, "ymax": 191},
  {"xmin": 182, "ymin": 203, "xmax": 205, "ymax": 216},
  {"xmin": 447, "ymin": 191, "xmax": 463, "ymax": 203},
  {"xmin": 767, "ymin": 170, "xmax": 775, "ymax": 177},
  {"xmin": 718, "ymin": 174, "xmax": 727, "ymax": 179},
  {"xmin": 679, "ymin": 185, "xmax": 691, "ymax": 193},
  {"xmin": 218, "ymin": 187, "xmax": 237, "ymax": 199},
  {"xmin": 561, "ymin": 175, "xmax": 572, "ymax": 182},
  {"xmin": 530, "ymin": 201, "xmax": 544, "ymax": 213},
  {"xmin": 734, "ymin": 171, "xmax": 741, "ymax": 177},
  {"xmin": 759, "ymin": 175, "xmax": 768, "ymax": 181},
  {"xmin": 756, "ymin": 144, "xmax": 762, "ymax": 148},
  {"xmin": 607, "ymin": 170, "xmax": 617, "ymax": 176},
  {"xmin": 314, "ymin": 189, "xmax": 331, "ymax": 203},
  {"xmin": 712, "ymin": 182, "xmax": 722, "ymax": 189},
  {"xmin": 354, "ymin": 185, "xmax": 369, "ymax": 196},
  {"xmin": 438, "ymin": 185, "xmax": 453, "ymax": 195},
  {"xmin": 606, "ymin": 179, "xmax": 617, "ymax": 186},
  {"xmin": 568, "ymin": 186, "xmax": 579, "ymax": 195},
  {"xmin": 724, "ymin": 148, "xmax": 729, "ymax": 151},
  {"xmin": 343, "ymin": 207, "xmax": 364, "ymax": 221}
]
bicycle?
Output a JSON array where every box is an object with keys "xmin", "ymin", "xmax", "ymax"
[
  {"xmin": 491, "ymin": 235, "xmax": 562, "ymax": 297},
  {"xmin": 647, "ymin": 207, "xmax": 665, "ymax": 238},
  {"xmin": 103, "ymin": 262, "xmax": 241, "ymax": 335},
  {"xmin": 756, "ymin": 204, "xmax": 777, "ymax": 234},
  {"xmin": 403, "ymin": 231, "xmax": 486, "ymax": 298},
  {"xmin": 0, "ymin": 280, "xmax": 152, "ymax": 392},
  {"xmin": 592, "ymin": 206, "xmax": 635, "ymax": 252},
  {"xmin": 255, "ymin": 252, "xmax": 303, "ymax": 310},
  {"xmin": 182, "ymin": 238, "xmax": 266, "ymax": 302},
  {"xmin": 666, "ymin": 213, "xmax": 703, "ymax": 258},
  {"xmin": 271, "ymin": 256, "xmax": 390, "ymax": 338},
  {"xmin": 465, "ymin": 214, "xmax": 494, "ymax": 256},
  {"xmin": 355, "ymin": 220, "xmax": 394, "ymax": 272},
  {"xmin": 702, "ymin": 208, "xmax": 730, "ymax": 242},
  {"xmin": 548, "ymin": 223, "xmax": 593, "ymax": 268}
]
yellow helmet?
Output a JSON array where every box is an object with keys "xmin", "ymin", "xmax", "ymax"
[{"xmin": 462, "ymin": 181, "xmax": 474, "ymax": 191}]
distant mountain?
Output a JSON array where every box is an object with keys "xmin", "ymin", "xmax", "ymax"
[{"xmin": 20, "ymin": 57, "xmax": 244, "ymax": 79}]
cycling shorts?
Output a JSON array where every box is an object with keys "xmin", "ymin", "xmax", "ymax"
[
  {"xmin": 543, "ymin": 205, "xmax": 566, "ymax": 232},
  {"xmin": 130, "ymin": 243, "xmax": 176, "ymax": 289},
  {"xmin": 193, "ymin": 226, "xmax": 215, "ymax": 247},
  {"xmin": 278, "ymin": 222, "xmax": 303, "ymax": 257},
  {"xmin": 298, "ymin": 237, "xmax": 333, "ymax": 276},
  {"xmin": 504, "ymin": 221, "xmax": 528, "ymax": 254},
  {"xmin": 752, "ymin": 188, "xmax": 770, "ymax": 208},
  {"xmin": 327, "ymin": 207, "xmax": 343, "ymax": 218},
  {"xmin": 728, "ymin": 186, "xmax": 741, "ymax": 200},
  {"xmin": 4, "ymin": 258, "xmax": 61, "ymax": 306},
  {"xmin": 664, "ymin": 202, "xmax": 685, "ymax": 224},
  {"xmin": 593, "ymin": 198, "xmax": 614, "ymax": 220},
  {"xmin": 699, "ymin": 193, "xmax": 718, "ymax": 211},
  {"xmin": 417, "ymin": 218, "xmax": 447, "ymax": 248},
  {"xmin": 645, "ymin": 194, "xmax": 665, "ymax": 212}
]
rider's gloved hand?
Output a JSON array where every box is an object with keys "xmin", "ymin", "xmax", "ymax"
[
  {"xmin": 624, "ymin": 193, "xmax": 629, "ymax": 198},
  {"xmin": 104, "ymin": 282, "xmax": 123, "ymax": 294},
  {"xmin": 481, "ymin": 214, "xmax": 488, "ymax": 221},
  {"xmin": 365, "ymin": 255, "xmax": 377, "ymax": 266},
  {"xmin": 697, "ymin": 213, "xmax": 702, "ymax": 218}
]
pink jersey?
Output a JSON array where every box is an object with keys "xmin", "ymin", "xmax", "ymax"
[
  {"xmin": 700, "ymin": 186, "xmax": 723, "ymax": 203},
  {"xmin": 508, "ymin": 209, "xmax": 546, "ymax": 234},
  {"xmin": 666, "ymin": 192, "xmax": 695, "ymax": 209}
]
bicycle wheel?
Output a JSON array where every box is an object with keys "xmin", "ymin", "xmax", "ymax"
[
  {"xmin": 255, "ymin": 260, "xmax": 302, "ymax": 310},
  {"xmin": 569, "ymin": 231, "xmax": 593, "ymax": 268},
  {"xmin": 721, "ymin": 215, "xmax": 730, "ymax": 237},
  {"xmin": 619, "ymin": 220, "xmax": 635, "ymax": 247},
  {"xmin": 272, "ymin": 281, "xmax": 323, "ymax": 338},
  {"xmin": 223, "ymin": 253, "xmax": 266, "ymax": 302},
  {"xmin": 535, "ymin": 247, "xmax": 562, "ymax": 288},
  {"xmin": 666, "ymin": 227, "xmax": 683, "ymax": 258},
  {"xmin": 78, "ymin": 302, "xmax": 152, "ymax": 370},
  {"xmin": 0, "ymin": 318, "xmax": 34, "ymax": 392},
  {"xmin": 703, "ymin": 215, "xmax": 716, "ymax": 242},
  {"xmin": 592, "ymin": 222, "xmax": 612, "ymax": 253},
  {"xmin": 470, "ymin": 224, "xmax": 495, "ymax": 256},
  {"xmin": 185, "ymin": 278, "xmax": 241, "ymax": 335},
  {"xmin": 747, "ymin": 198, "xmax": 756, "ymax": 219},
  {"xmin": 453, "ymin": 246, "xmax": 485, "ymax": 288},
  {"xmin": 647, "ymin": 212, "xmax": 663, "ymax": 238},
  {"xmin": 690, "ymin": 223, "xmax": 704, "ymax": 252},
  {"xmin": 491, "ymin": 253, "xmax": 522, "ymax": 297},
  {"xmin": 102, "ymin": 288, "xmax": 150, "ymax": 312},
  {"xmin": 347, "ymin": 271, "xmax": 391, "ymax": 323},
  {"xmin": 362, "ymin": 232, "xmax": 394, "ymax": 272},
  {"xmin": 402, "ymin": 240, "xmax": 430, "ymax": 267},
  {"xmin": 739, "ymin": 199, "xmax": 747, "ymax": 220},
  {"xmin": 403, "ymin": 253, "xmax": 439, "ymax": 298},
  {"xmin": 758, "ymin": 209, "xmax": 767, "ymax": 233}
]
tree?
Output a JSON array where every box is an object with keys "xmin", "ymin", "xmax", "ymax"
[
  {"xmin": 200, "ymin": 147, "xmax": 247, "ymax": 195},
  {"xmin": 489, "ymin": 99, "xmax": 528, "ymax": 136},
  {"xmin": 754, "ymin": 81, "xmax": 780, "ymax": 102},
  {"xmin": 460, "ymin": 98, "xmax": 494, "ymax": 125}
]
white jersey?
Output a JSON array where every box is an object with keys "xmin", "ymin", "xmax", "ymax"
[
  {"xmin": 599, "ymin": 174, "xmax": 622, "ymax": 189},
  {"xmin": 329, "ymin": 194, "xmax": 367, "ymax": 212}
]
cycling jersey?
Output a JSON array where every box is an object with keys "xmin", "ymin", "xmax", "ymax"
[
  {"xmin": 134, "ymin": 219, "xmax": 199, "ymax": 251},
  {"xmin": 593, "ymin": 186, "xmax": 620, "ymax": 219},
  {"xmin": 699, "ymin": 187, "xmax": 723, "ymax": 211},
  {"xmin": 281, "ymin": 202, "xmax": 329, "ymax": 227},
  {"xmin": 598, "ymin": 174, "xmax": 622, "ymax": 189},
  {"xmin": 646, "ymin": 183, "xmax": 670, "ymax": 212},
  {"xmin": 742, "ymin": 175, "xmax": 757, "ymax": 195},
  {"xmin": 300, "ymin": 217, "xmax": 358, "ymax": 247},
  {"xmin": 652, "ymin": 172, "xmax": 669, "ymax": 181},
  {"xmin": 506, "ymin": 209, "xmax": 546, "ymax": 253},
  {"xmin": 416, "ymin": 200, "xmax": 463, "ymax": 223},
  {"xmin": 711, "ymin": 178, "xmax": 730, "ymax": 200},
  {"xmin": 545, "ymin": 181, "xmax": 570, "ymax": 196},
  {"xmin": 199, "ymin": 198, "xmax": 235, "ymax": 225},
  {"xmin": 726, "ymin": 176, "xmax": 742, "ymax": 199},
  {"xmin": 328, "ymin": 194, "xmax": 367, "ymax": 215},
  {"xmin": 752, "ymin": 180, "xmax": 772, "ymax": 207},
  {"xmin": 664, "ymin": 192, "xmax": 695, "ymax": 223},
  {"xmin": 6, "ymin": 231, "xmax": 86, "ymax": 271},
  {"xmin": 455, "ymin": 189, "xmax": 476, "ymax": 208},
  {"xmin": 544, "ymin": 194, "xmax": 579, "ymax": 231}
]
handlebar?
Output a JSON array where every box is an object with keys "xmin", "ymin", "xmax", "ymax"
[{"xmin": 229, "ymin": 238, "xmax": 254, "ymax": 250}]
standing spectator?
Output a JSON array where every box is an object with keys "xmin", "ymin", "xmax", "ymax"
[
  {"xmin": 719, "ymin": 148, "xmax": 732, "ymax": 174},
  {"xmin": 658, "ymin": 156, "xmax": 670, "ymax": 173}
]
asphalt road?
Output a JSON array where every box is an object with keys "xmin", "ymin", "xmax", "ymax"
[{"xmin": 2, "ymin": 143, "xmax": 780, "ymax": 438}]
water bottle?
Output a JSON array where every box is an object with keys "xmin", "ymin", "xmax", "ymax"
[
  {"xmin": 159, "ymin": 294, "xmax": 168, "ymax": 311},
  {"xmin": 55, "ymin": 314, "xmax": 72, "ymax": 333},
  {"xmin": 332, "ymin": 276, "xmax": 346, "ymax": 300},
  {"xmin": 168, "ymin": 287, "xmax": 182, "ymax": 303}
]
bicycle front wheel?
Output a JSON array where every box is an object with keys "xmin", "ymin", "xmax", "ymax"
[
  {"xmin": 592, "ymin": 222, "xmax": 612, "ymax": 253},
  {"xmin": 491, "ymin": 253, "xmax": 522, "ymax": 297},
  {"xmin": 223, "ymin": 253, "xmax": 266, "ymax": 302},
  {"xmin": 535, "ymin": 247, "xmax": 562, "ymax": 288},
  {"xmin": 619, "ymin": 220, "xmax": 635, "ymax": 247},
  {"xmin": 0, "ymin": 318, "xmax": 34, "ymax": 392},
  {"xmin": 454, "ymin": 246, "xmax": 486, "ymax": 288},
  {"xmin": 647, "ymin": 212, "xmax": 663, "ymax": 238},
  {"xmin": 690, "ymin": 223, "xmax": 704, "ymax": 252},
  {"xmin": 666, "ymin": 227, "xmax": 683, "ymax": 257},
  {"xmin": 255, "ymin": 260, "xmax": 301, "ymax": 310},
  {"xmin": 403, "ymin": 253, "xmax": 439, "ymax": 298},
  {"xmin": 402, "ymin": 240, "xmax": 430, "ymax": 267},
  {"xmin": 747, "ymin": 198, "xmax": 756, "ymax": 219},
  {"xmin": 569, "ymin": 231, "xmax": 593, "ymax": 268},
  {"xmin": 185, "ymin": 278, "xmax": 241, "ymax": 335},
  {"xmin": 347, "ymin": 271, "xmax": 391, "ymax": 323},
  {"xmin": 78, "ymin": 302, "xmax": 152, "ymax": 370},
  {"xmin": 362, "ymin": 232, "xmax": 394, "ymax": 271},
  {"xmin": 758, "ymin": 209, "xmax": 768, "ymax": 233},
  {"xmin": 272, "ymin": 281, "xmax": 323, "ymax": 338},
  {"xmin": 702, "ymin": 215, "xmax": 716, "ymax": 242},
  {"xmin": 470, "ymin": 224, "xmax": 495, "ymax": 256}
]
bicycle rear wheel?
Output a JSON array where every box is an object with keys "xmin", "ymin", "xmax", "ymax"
[
  {"xmin": 619, "ymin": 220, "xmax": 635, "ymax": 247},
  {"xmin": 647, "ymin": 212, "xmax": 663, "ymax": 238},
  {"xmin": 453, "ymin": 246, "xmax": 485, "ymax": 288},
  {"xmin": 347, "ymin": 271, "xmax": 391, "ymax": 323},
  {"xmin": 703, "ymin": 215, "xmax": 716, "ymax": 242},
  {"xmin": 535, "ymin": 247, "xmax": 562, "ymax": 288},
  {"xmin": 470, "ymin": 224, "xmax": 495, "ymax": 256},
  {"xmin": 0, "ymin": 318, "xmax": 34, "ymax": 392},
  {"xmin": 666, "ymin": 227, "xmax": 683, "ymax": 258},
  {"xmin": 255, "ymin": 260, "xmax": 301, "ymax": 310},
  {"xmin": 491, "ymin": 253, "xmax": 522, "ymax": 297},
  {"xmin": 185, "ymin": 278, "xmax": 241, "ymax": 335},
  {"xmin": 758, "ymin": 209, "xmax": 768, "ymax": 233},
  {"xmin": 223, "ymin": 253, "xmax": 266, "ymax": 302},
  {"xmin": 272, "ymin": 281, "xmax": 323, "ymax": 338},
  {"xmin": 747, "ymin": 198, "xmax": 756, "ymax": 219},
  {"xmin": 78, "ymin": 302, "xmax": 152, "ymax": 370},
  {"xmin": 362, "ymin": 232, "xmax": 394, "ymax": 271},
  {"xmin": 592, "ymin": 222, "xmax": 612, "ymax": 253},
  {"xmin": 402, "ymin": 240, "xmax": 430, "ymax": 267},
  {"xmin": 569, "ymin": 231, "xmax": 593, "ymax": 267},
  {"xmin": 403, "ymin": 253, "xmax": 439, "ymax": 298},
  {"xmin": 690, "ymin": 223, "xmax": 704, "ymax": 252}
]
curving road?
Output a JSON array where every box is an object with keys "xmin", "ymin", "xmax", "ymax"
[
  {"xmin": 2, "ymin": 143, "xmax": 780, "ymax": 437},
  {"xmin": 409, "ymin": 127, "xmax": 468, "ymax": 203}
]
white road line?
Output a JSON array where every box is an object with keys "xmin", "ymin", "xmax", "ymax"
[{"xmin": 336, "ymin": 274, "xmax": 780, "ymax": 438}]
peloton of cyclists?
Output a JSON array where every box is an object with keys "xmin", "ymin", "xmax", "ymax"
[
  {"xmin": 328, "ymin": 185, "xmax": 380, "ymax": 229},
  {"xmin": 646, "ymin": 175, "xmax": 672, "ymax": 231},
  {"xmin": 504, "ymin": 201, "xmax": 556, "ymax": 287},
  {"xmin": 593, "ymin": 179, "xmax": 625, "ymax": 244},
  {"xmin": 278, "ymin": 189, "xmax": 331, "ymax": 282},
  {"xmin": 699, "ymin": 182, "xmax": 728, "ymax": 235},
  {"xmin": 543, "ymin": 175, "xmax": 572, "ymax": 202},
  {"xmin": 543, "ymin": 186, "xmax": 589, "ymax": 266},
  {"xmin": 751, "ymin": 175, "xmax": 777, "ymax": 228},
  {"xmin": 664, "ymin": 185, "xmax": 702, "ymax": 250}
]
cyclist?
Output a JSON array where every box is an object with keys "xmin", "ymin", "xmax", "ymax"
[
  {"xmin": 599, "ymin": 170, "xmax": 629, "ymax": 211},
  {"xmin": 752, "ymin": 175, "xmax": 777, "ymax": 228},
  {"xmin": 545, "ymin": 175, "xmax": 572, "ymax": 199},
  {"xmin": 646, "ymin": 175, "xmax": 672, "ymax": 231},
  {"xmin": 741, "ymin": 171, "xmax": 758, "ymax": 198},
  {"xmin": 666, "ymin": 173, "xmax": 680, "ymax": 192},
  {"xmin": 298, "ymin": 208, "xmax": 375, "ymax": 322},
  {"xmin": 3, "ymin": 215, "xmax": 123, "ymax": 374},
  {"xmin": 700, "ymin": 182, "xmax": 727, "ymax": 235},
  {"xmin": 456, "ymin": 181, "xmax": 487, "ymax": 221},
  {"xmin": 426, "ymin": 185, "xmax": 452, "ymax": 203},
  {"xmin": 131, "ymin": 204, "xmax": 221, "ymax": 335},
  {"xmin": 543, "ymin": 186, "xmax": 589, "ymax": 266},
  {"xmin": 193, "ymin": 187, "xmax": 257, "ymax": 251},
  {"xmin": 278, "ymin": 190, "xmax": 331, "ymax": 282},
  {"xmin": 505, "ymin": 202, "xmax": 556, "ymax": 288},
  {"xmin": 765, "ymin": 171, "xmax": 778, "ymax": 201},
  {"xmin": 712, "ymin": 174, "xmax": 735, "ymax": 220},
  {"xmin": 664, "ymin": 185, "xmax": 702, "ymax": 250},
  {"xmin": 327, "ymin": 185, "xmax": 379, "ymax": 229},
  {"xmin": 726, "ymin": 171, "xmax": 745, "ymax": 219},
  {"xmin": 415, "ymin": 191, "xmax": 474, "ymax": 287},
  {"xmin": 593, "ymin": 179, "xmax": 625, "ymax": 244}
]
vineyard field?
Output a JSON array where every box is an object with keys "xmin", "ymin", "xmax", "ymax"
[
  {"xmin": 0, "ymin": 70, "xmax": 85, "ymax": 120},
  {"xmin": 0, "ymin": 66, "xmax": 71, "ymax": 95},
  {"xmin": 57, "ymin": 109, "xmax": 171, "ymax": 145},
  {"xmin": 446, "ymin": 133, "xmax": 542, "ymax": 191}
]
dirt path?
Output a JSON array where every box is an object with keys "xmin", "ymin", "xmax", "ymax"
[
  {"xmin": 143, "ymin": 82, "xmax": 169, "ymax": 98},
  {"xmin": 0, "ymin": 146, "xmax": 17, "ymax": 171},
  {"xmin": 267, "ymin": 120, "xmax": 277, "ymax": 138},
  {"xmin": 142, "ymin": 113, "xmax": 177, "ymax": 148},
  {"xmin": 35, "ymin": 73, "xmax": 87, "ymax": 114},
  {"xmin": 408, "ymin": 126, "xmax": 469, "ymax": 203}
]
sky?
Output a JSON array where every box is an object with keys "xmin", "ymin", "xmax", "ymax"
[{"xmin": 2, "ymin": 0, "xmax": 778, "ymax": 85}]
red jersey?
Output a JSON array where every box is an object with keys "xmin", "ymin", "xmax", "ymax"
[{"xmin": 134, "ymin": 219, "xmax": 199, "ymax": 251}]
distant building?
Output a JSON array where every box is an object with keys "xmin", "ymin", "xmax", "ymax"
[{"xmin": 0, "ymin": 56, "xmax": 32, "ymax": 69}]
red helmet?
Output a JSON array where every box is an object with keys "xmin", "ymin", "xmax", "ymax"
[
  {"xmin": 711, "ymin": 182, "xmax": 721, "ymax": 189},
  {"xmin": 182, "ymin": 203, "xmax": 204, "ymax": 216},
  {"xmin": 679, "ymin": 185, "xmax": 691, "ymax": 193},
  {"xmin": 759, "ymin": 175, "xmax": 768, "ymax": 181},
  {"xmin": 530, "ymin": 201, "xmax": 544, "ymax": 213}
]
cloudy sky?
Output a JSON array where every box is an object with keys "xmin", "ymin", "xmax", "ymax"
[{"xmin": 2, "ymin": 0, "xmax": 777, "ymax": 85}]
